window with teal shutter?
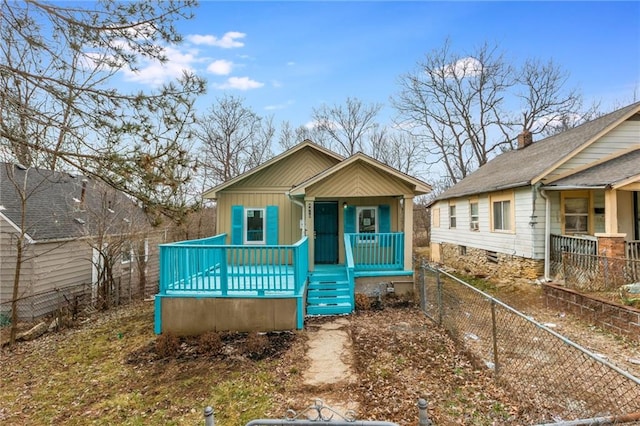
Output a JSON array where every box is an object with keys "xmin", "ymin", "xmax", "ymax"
[
  {"xmin": 266, "ymin": 205, "xmax": 278, "ymax": 244},
  {"xmin": 379, "ymin": 204, "xmax": 391, "ymax": 247},
  {"xmin": 231, "ymin": 205, "xmax": 244, "ymax": 244},
  {"xmin": 343, "ymin": 205, "xmax": 356, "ymax": 233}
]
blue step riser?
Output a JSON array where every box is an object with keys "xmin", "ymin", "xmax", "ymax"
[
  {"xmin": 306, "ymin": 268, "xmax": 353, "ymax": 316},
  {"xmin": 307, "ymin": 306, "xmax": 352, "ymax": 315}
]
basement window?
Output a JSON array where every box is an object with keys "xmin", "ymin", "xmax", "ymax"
[{"xmin": 459, "ymin": 245, "xmax": 467, "ymax": 256}]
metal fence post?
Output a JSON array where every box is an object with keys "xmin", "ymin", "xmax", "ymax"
[
  {"xmin": 435, "ymin": 269, "xmax": 443, "ymax": 326},
  {"xmin": 419, "ymin": 265, "xmax": 426, "ymax": 311},
  {"xmin": 490, "ymin": 299, "xmax": 500, "ymax": 377},
  {"xmin": 417, "ymin": 398, "xmax": 432, "ymax": 426},
  {"xmin": 204, "ymin": 406, "xmax": 215, "ymax": 426}
]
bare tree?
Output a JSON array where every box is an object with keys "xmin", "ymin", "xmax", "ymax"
[
  {"xmin": 312, "ymin": 97, "xmax": 382, "ymax": 156},
  {"xmin": 393, "ymin": 40, "xmax": 584, "ymax": 185},
  {"xmin": 369, "ymin": 127, "xmax": 425, "ymax": 176},
  {"xmin": 196, "ymin": 95, "xmax": 274, "ymax": 187},
  {"xmin": 0, "ymin": 0, "xmax": 205, "ymax": 221}
]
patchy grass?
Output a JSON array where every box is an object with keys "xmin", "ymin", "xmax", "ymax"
[
  {"xmin": 0, "ymin": 303, "xmax": 299, "ymax": 425},
  {"xmin": 1, "ymin": 297, "xmax": 553, "ymax": 425}
]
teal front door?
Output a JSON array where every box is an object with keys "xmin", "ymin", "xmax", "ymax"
[{"xmin": 314, "ymin": 201, "xmax": 338, "ymax": 264}]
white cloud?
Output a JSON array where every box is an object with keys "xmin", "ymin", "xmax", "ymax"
[
  {"xmin": 265, "ymin": 100, "xmax": 294, "ymax": 111},
  {"xmin": 443, "ymin": 57, "xmax": 483, "ymax": 79},
  {"xmin": 214, "ymin": 76, "xmax": 264, "ymax": 90},
  {"xmin": 187, "ymin": 32, "xmax": 246, "ymax": 48},
  {"xmin": 287, "ymin": 61, "xmax": 296, "ymax": 66},
  {"xmin": 207, "ymin": 59, "xmax": 233, "ymax": 75},
  {"xmin": 121, "ymin": 45, "xmax": 197, "ymax": 86}
]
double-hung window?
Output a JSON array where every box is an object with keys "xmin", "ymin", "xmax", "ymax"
[
  {"xmin": 449, "ymin": 204, "xmax": 457, "ymax": 228},
  {"xmin": 245, "ymin": 208, "xmax": 265, "ymax": 244},
  {"xmin": 491, "ymin": 193, "xmax": 513, "ymax": 232},
  {"xmin": 563, "ymin": 193, "xmax": 590, "ymax": 235},
  {"xmin": 469, "ymin": 201, "xmax": 479, "ymax": 231}
]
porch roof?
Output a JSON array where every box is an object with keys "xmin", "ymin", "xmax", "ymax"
[{"xmin": 545, "ymin": 149, "xmax": 640, "ymax": 189}]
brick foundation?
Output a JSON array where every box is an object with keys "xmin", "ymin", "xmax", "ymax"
[
  {"xmin": 543, "ymin": 283, "xmax": 640, "ymax": 343},
  {"xmin": 438, "ymin": 243, "xmax": 544, "ymax": 283}
]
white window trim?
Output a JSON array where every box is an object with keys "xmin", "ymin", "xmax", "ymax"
[
  {"xmin": 449, "ymin": 203, "xmax": 457, "ymax": 229},
  {"xmin": 469, "ymin": 201, "xmax": 479, "ymax": 231},
  {"xmin": 356, "ymin": 206, "xmax": 378, "ymax": 243},
  {"xmin": 244, "ymin": 207, "xmax": 266, "ymax": 245}
]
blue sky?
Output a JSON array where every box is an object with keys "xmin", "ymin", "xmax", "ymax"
[{"xmin": 124, "ymin": 1, "xmax": 640, "ymax": 128}]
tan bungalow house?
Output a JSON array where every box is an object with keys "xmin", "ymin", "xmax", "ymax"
[{"xmin": 154, "ymin": 140, "xmax": 431, "ymax": 335}]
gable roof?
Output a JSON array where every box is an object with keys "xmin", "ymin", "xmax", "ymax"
[
  {"xmin": 0, "ymin": 163, "xmax": 146, "ymax": 242},
  {"xmin": 202, "ymin": 140, "xmax": 344, "ymax": 200},
  {"xmin": 289, "ymin": 152, "xmax": 431, "ymax": 196},
  {"xmin": 434, "ymin": 101, "xmax": 640, "ymax": 201}
]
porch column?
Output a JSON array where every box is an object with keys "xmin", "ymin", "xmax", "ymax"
[
  {"xmin": 595, "ymin": 233, "xmax": 627, "ymax": 258},
  {"xmin": 305, "ymin": 197, "xmax": 315, "ymax": 272},
  {"xmin": 603, "ymin": 188, "xmax": 619, "ymax": 234},
  {"xmin": 403, "ymin": 195, "xmax": 414, "ymax": 270}
]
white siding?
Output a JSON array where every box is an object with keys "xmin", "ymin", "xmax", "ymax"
[
  {"xmin": 431, "ymin": 187, "xmax": 540, "ymax": 259},
  {"xmin": 546, "ymin": 120, "xmax": 640, "ymax": 181}
]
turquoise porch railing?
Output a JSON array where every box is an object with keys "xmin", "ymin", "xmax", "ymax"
[
  {"xmin": 159, "ymin": 235, "xmax": 309, "ymax": 295},
  {"xmin": 344, "ymin": 232, "xmax": 404, "ymax": 271}
]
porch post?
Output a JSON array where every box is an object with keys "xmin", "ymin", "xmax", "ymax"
[
  {"xmin": 603, "ymin": 188, "xmax": 619, "ymax": 234},
  {"xmin": 305, "ymin": 197, "xmax": 315, "ymax": 272},
  {"xmin": 403, "ymin": 195, "xmax": 414, "ymax": 271}
]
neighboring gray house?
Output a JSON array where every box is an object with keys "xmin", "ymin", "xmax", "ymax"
[
  {"xmin": 0, "ymin": 163, "xmax": 163, "ymax": 320},
  {"xmin": 429, "ymin": 102, "xmax": 640, "ymax": 282}
]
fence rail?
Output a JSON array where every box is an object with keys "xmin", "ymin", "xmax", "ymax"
[
  {"xmin": 159, "ymin": 235, "xmax": 309, "ymax": 295},
  {"xmin": 345, "ymin": 233, "xmax": 404, "ymax": 271},
  {"xmin": 418, "ymin": 264, "xmax": 640, "ymax": 423}
]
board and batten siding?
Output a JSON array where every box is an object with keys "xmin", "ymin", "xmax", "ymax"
[
  {"xmin": 544, "ymin": 120, "xmax": 640, "ymax": 182},
  {"xmin": 431, "ymin": 187, "xmax": 540, "ymax": 259},
  {"xmin": 217, "ymin": 192, "xmax": 302, "ymax": 245}
]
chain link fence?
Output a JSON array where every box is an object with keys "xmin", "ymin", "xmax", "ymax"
[
  {"xmin": 0, "ymin": 278, "xmax": 159, "ymax": 326},
  {"xmin": 418, "ymin": 264, "xmax": 640, "ymax": 424},
  {"xmin": 561, "ymin": 252, "xmax": 640, "ymax": 293}
]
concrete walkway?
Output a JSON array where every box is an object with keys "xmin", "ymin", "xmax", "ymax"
[{"xmin": 302, "ymin": 317, "xmax": 358, "ymax": 413}]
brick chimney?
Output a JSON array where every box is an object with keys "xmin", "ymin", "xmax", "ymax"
[{"xmin": 517, "ymin": 130, "xmax": 533, "ymax": 150}]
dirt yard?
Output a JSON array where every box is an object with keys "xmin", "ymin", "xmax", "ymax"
[{"xmin": 1, "ymin": 282, "xmax": 638, "ymax": 425}]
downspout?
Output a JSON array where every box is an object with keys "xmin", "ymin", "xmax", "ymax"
[
  {"xmin": 539, "ymin": 186, "xmax": 551, "ymax": 281},
  {"xmin": 287, "ymin": 192, "xmax": 305, "ymax": 239}
]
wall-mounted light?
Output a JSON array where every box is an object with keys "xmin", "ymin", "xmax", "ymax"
[{"xmin": 343, "ymin": 202, "xmax": 348, "ymax": 210}]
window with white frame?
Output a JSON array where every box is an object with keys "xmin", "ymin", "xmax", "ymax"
[
  {"xmin": 492, "ymin": 199, "xmax": 512, "ymax": 231},
  {"xmin": 245, "ymin": 208, "xmax": 265, "ymax": 244},
  {"xmin": 469, "ymin": 201, "xmax": 479, "ymax": 231},
  {"xmin": 564, "ymin": 197, "xmax": 589, "ymax": 235},
  {"xmin": 356, "ymin": 207, "xmax": 377, "ymax": 241},
  {"xmin": 449, "ymin": 204, "xmax": 457, "ymax": 228}
]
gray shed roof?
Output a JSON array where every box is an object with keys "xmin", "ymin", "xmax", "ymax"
[
  {"xmin": 434, "ymin": 101, "xmax": 640, "ymax": 201},
  {"xmin": 546, "ymin": 149, "xmax": 640, "ymax": 188},
  {"xmin": 0, "ymin": 163, "xmax": 147, "ymax": 242}
]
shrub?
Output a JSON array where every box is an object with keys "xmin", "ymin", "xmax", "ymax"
[
  {"xmin": 355, "ymin": 293, "xmax": 371, "ymax": 311},
  {"xmin": 156, "ymin": 332, "xmax": 180, "ymax": 358},
  {"xmin": 244, "ymin": 332, "xmax": 270, "ymax": 360},
  {"xmin": 198, "ymin": 331, "xmax": 223, "ymax": 355}
]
